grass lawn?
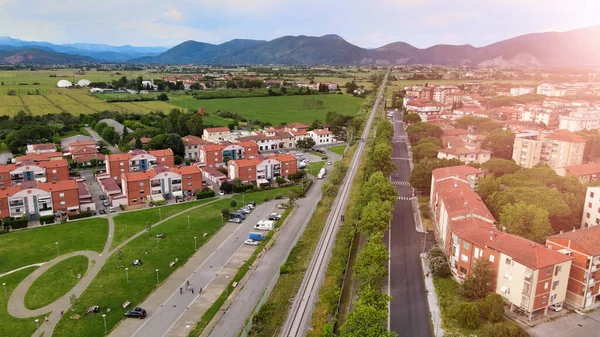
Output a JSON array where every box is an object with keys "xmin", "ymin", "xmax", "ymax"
[
  {"xmin": 0, "ymin": 268, "xmax": 45, "ymax": 337},
  {"xmin": 111, "ymin": 198, "xmax": 219, "ymax": 249},
  {"xmin": 0, "ymin": 218, "xmax": 108, "ymax": 274},
  {"xmin": 230, "ymin": 186, "xmax": 301, "ymax": 205},
  {"xmin": 169, "ymin": 94, "xmax": 364, "ymax": 126},
  {"xmin": 24, "ymin": 255, "xmax": 89, "ymax": 310},
  {"xmin": 53, "ymin": 199, "xmax": 232, "ymax": 337},
  {"xmin": 328, "ymin": 145, "xmax": 346, "ymax": 156},
  {"xmin": 305, "ymin": 161, "xmax": 326, "ymax": 176}
]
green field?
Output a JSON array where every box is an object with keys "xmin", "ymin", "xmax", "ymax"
[
  {"xmin": 170, "ymin": 94, "xmax": 364, "ymax": 125},
  {"xmin": 0, "ymin": 269, "xmax": 45, "ymax": 337},
  {"xmin": 328, "ymin": 145, "xmax": 346, "ymax": 156},
  {"xmin": 24, "ymin": 255, "xmax": 89, "ymax": 310}
]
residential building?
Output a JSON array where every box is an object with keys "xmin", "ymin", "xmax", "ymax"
[
  {"xmin": 430, "ymin": 165, "xmax": 573, "ymax": 319},
  {"xmin": 203, "ymin": 127, "xmax": 231, "ymax": 142},
  {"xmin": 105, "ymin": 149, "xmax": 175, "ymax": 182},
  {"xmin": 201, "ymin": 166, "xmax": 227, "ymax": 187},
  {"xmin": 70, "ymin": 146, "xmax": 105, "ymax": 165},
  {"xmin": 492, "ymin": 107, "xmax": 522, "ymax": 121},
  {"xmin": 0, "ymin": 180, "xmax": 80, "ymax": 220},
  {"xmin": 228, "ymin": 154, "xmax": 297, "ymax": 184},
  {"xmin": 26, "ymin": 143, "xmax": 57, "ymax": 154},
  {"xmin": 198, "ymin": 142, "xmax": 258, "ymax": 168},
  {"xmin": 96, "ymin": 173, "xmax": 126, "ymax": 206},
  {"xmin": 308, "ymin": 129, "xmax": 335, "ymax": 145},
  {"xmin": 0, "ymin": 160, "xmax": 70, "ymax": 187},
  {"xmin": 510, "ymin": 87, "xmax": 534, "ymax": 96},
  {"xmin": 581, "ymin": 187, "xmax": 600, "ymax": 228},
  {"xmin": 182, "ymin": 135, "xmax": 208, "ymax": 161},
  {"xmin": 559, "ymin": 111, "xmax": 600, "ymax": 132},
  {"xmin": 537, "ymin": 84, "xmax": 567, "ymax": 97},
  {"xmin": 547, "ymin": 227, "xmax": 600, "ymax": 310},
  {"xmin": 437, "ymin": 145, "xmax": 491, "ymax": 164},
  {"xmin": 512, "ymin": 130, "xmax": 585, "ymax": 170},
  {"xmin": 563, "ymin": 163, "xmax": 600, "ymax": 183},
  {"xmin": 121, "ymin": 165, "xmax": 203, "ymax": 206},
  {"xmin": 14, "ymin": 152, "xmax": 63, "ymax": 164},
  {"xmin": 227, "ymin": 158, "xmax": 260, "ymax": 184},
  {"xmin": 237, "ymin": 129, "xmax": 295, "ymax": 151}
]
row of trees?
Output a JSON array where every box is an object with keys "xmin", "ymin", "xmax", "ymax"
[{"xmin": 340, "ymin": 119, "xmax": 397, "ymax": 337}]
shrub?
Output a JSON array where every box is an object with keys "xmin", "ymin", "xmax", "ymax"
[
  {"xmin": 263, "ymin": 196, "xmax": 270, "ymax": 202},
  {"xmin": 427, "ymin": 247, "xmax": 451, "ymax": 277},
  {"xmin": 230, "ymin": 200, "xmax": 237, "ymax": 208},
  {"xmin": 477, "ymin": 293, "xmax": 505, "ymax": 323},
  {"xmin": 275, "ymin": 177, "xmax": 286, "ymax": 185},
  {"xmin": 2, "ymin": 216, "xmax": 28, "ymax": 229},
  {"xmin": 274, "ymin": 194, "xmax": 283, "ymax": 200},
  {"xmin": 479, "ymin": 322, "xmax": 528, "ymax": 337},
  {"xmin": 232, "ymin": 184, "xmax": 255, "ymax": 193},
  {"xmin": 68, "ymin": 211, "xmax": 93, "ymax": 220},
  {"xmin": 221, "ymin": 208, "xmax": 230, "ymax": 218},
  {"xmin": 196, "ymin": 189, "xmax": 216, "ymax": 200},
  {"xmin": 453, "ymin": 302, "xmax": 480, "ymax": 329},
  {"xmin": 280, "ymin": 264, "xmax": 291, "ymax": 275},
  {"xmin": 39, "ymin": 215, "xmax": 55, "ymax": 225}
]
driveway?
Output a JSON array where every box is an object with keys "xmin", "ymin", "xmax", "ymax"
[
  {"xmin": 529, "ymin": 310, "xmax": 600, "ymax": 337},
  {"xmin": 99, "ymin": 118, "xmax": 133, "ymax": 137},
  {"xmin": 85, "ymin": 127, "xmax": 121, "ymax": 154},
  {"xmin": 60, "ymin": 135, "xmax": 95, "ymax": 149}
]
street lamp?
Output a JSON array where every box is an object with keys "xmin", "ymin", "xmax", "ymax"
[
  {"xmin": 187, "ymin": 215, "xmax": 190, "ymax": 229},
  {"xmin": 125, "ymin": 268, "xmax": 129, "ymax": 284},
  {"xmin": 35, "ymin": 319, "xmax": 39, "ymax": 330},
  {"xmin": 158, "ymin": 208, "xmax": 162, "ymax": 221},
  {"xmin": 2, "ymin": 283, "xmax": 6, "ymax": 301},
  {"xmin": 102, "ymin": 314, "xmax": 107, "ymax": 333},
  {"xmin": 194, "ymin": 237, "xmax": 197, "ymax": 250},
  {"xmin": 55, "ymin": 242, "xmax": 59, "ymax": 257},
  {"xmin": 155, "ymin": 269, "xmax": 160, "ymax": 286}
]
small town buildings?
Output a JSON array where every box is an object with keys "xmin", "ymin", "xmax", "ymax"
[
  {"xmin": 537, "ymin": 84, "xmax": 567, "ymax": 97},
  {"xmin": 203, "ymin": 127, "xmax": 231, "ymax": 142},
  {"xmin": 547, "ymin": 227, "xmax": 600, "ymax": 310},
  {"xmin": 228, "ymin": 154, "xmax": 297, "ymax": 184},
  {"xmin": 563, "ymin": 163, "xmax": 600, "ymax": 183},
  {"xmin": 308, "ymin": 129, "xmax": 334, "ymax": 145},
  {"xmin": 558, "ymin": 111, "xmax": 600, "ymax": 132},
  {"xmin": 437, "ymin": 132, "xmax": 490, "ymax": 164},
  {"xmin": 182, "ymin": 135, "xmax": 208, "ymax": 161},
  {"xmin": 14, "ymin": 152, "xmax": 63, "ymax": 164},
  {"xmin": 237, "ymin": 130, "xmax": 295, "ymax": 151},
  {"xmin": 26, "ymin": 143, "xmax": 57, "ymax": 154},
  {"xmin": 512, "ymin": 130, "xmax": 586, "ymax": 170},
  {"xmin": 0, "ymin": 180, "xmax": 80, "ymax": 220},
  {"xmin": 0, "ymin": 160, "xmax": 70, "ymax": 187},
  {"xmin": 201, "ymin": 166, "xmax": 227, "ymax": 187},
  {"xmin": 510, "ymin": 87, "xmax": 534, "ymax": 96},
  {"xmin": 198, "ymin": 142, "xmax": 259, "ymax": 168},
  {"xmin": 105, "ymin": 149, "xmax": 175, "ymax": 182}
]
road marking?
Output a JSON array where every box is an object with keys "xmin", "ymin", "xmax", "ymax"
[
  {"xmin": 397, "ymin": 196, "xmax": 412, "ymax": 201},
  {"xmin": 392, "ymin": 157, "xmax": 410, "ymax": 160},
  {"xmin": 391, "ymin": 181, "xmax": 411, "ymax": 186}
]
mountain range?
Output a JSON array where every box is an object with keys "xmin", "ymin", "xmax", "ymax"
[{"xmin": 1, "ymin": 25, "xmax": 599, "ymax": 66}]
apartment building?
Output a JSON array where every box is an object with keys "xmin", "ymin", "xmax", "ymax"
[
  {"xmin": 237, "ymin": 129, "xmax": 295, "ymax": 151},
  {"xmin": 105, "ymin": 149, "xmax": 175, "ymax": 182},
  {"xmin": 203, "ymin": 127, "xmax": 231, "ymax": 142},
  {"xmin": 182, "ymin": 135, "xmax": 208, "ymax": 161},
  {"xmin": 537, "ymin": 84, "xmax": 567, "ymax": 97},
  {"xmin": 308, "ymin": 129, "xmax": 335, "ymax": 145},
  {"xmin": 564, "ymin": 163, "xmax": 600, "ymax": 184},
  {"xmin": 437, "ymin": 133, "xmax": 490, "ymax": 164},
  {"xmin": 581, "ymin": 187, "xmax": 600, "ymax": 228},
  {"xmin": 121, "ymin": 165, "xmax": 203, "ymax": 206},
  {"xmin": 547, "ymin": 227, "xmax": 600, "ymax": 310},
  {"xmin": 0, "ymin": 180, "xmax": 80, "ymax": 220},
  {"xmin": 198, "ymin": 142, "xmax": 259, "ymax": 168},
  {"xmin": 510, "ymin": 87, "xmax": 534, "ymax": 96},
  {"xmin": 0, "ymin": 160, "xmax": 70, "ymax": 187},
  {"xmin": 228, "ymin": 154, "xmax": 297, "ymax": 184},
  {"xmin": 430, "ymin": 165, "xmax": 573, "ymax": 319},
  {"xmin": 512, "ymin": 130, "xmax": 585, "ymax": 170},
  {"xmin": 559, "ymin": 111, "xmax": 600, "ymax": 132}
]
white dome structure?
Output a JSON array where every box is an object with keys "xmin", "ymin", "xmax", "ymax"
[
  {"xmin": 77, "ymin": 79, "xmax": 91, "ymax": 87},
  {"xmin": 57, "ymin": 80, "xmax": 73, "ymax": 88}
]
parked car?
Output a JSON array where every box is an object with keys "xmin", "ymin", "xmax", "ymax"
[
  {"xmin": 277, "ymin": 203, "xmax": 288, "ymax": 209},
  {"xmin": 229, "ymin": 217, "xmax": 242, "ymax": 223},
  {"xmin": 244, "ymin": 239, "xmax": 260, "ymax": 246},
  {"xmin": 268, "ymin": 213, "xmax": 282, "ymax": 220},
  {"xmin": 247, "ymin": 201, "xmax": 256, "ymax": 207},
  {"xmin": 238, "ymin": 207, "xmax": 251, "ymax": 214},
  {"xmin": 218, "ymin": 190, "xmax": 225, "ymax": 196},
  {"xmin": 549, "ymin": 303, "xmax": 563, "ymax": 312},
  {"xmin": 124, "ymin": 307, "xmax": 147, "ymax": 319},
  {"xmin": 108, "ymin": 206, "xmax": 116, "ymax": 213},
  {"xmin": 98, "ymin": 209, "xmax": 106, "ymax": 215},
  {"xmin": 321, "ymin": 156, "xmax": 328, "ymax": 160},
  {"xmin": 99, "ymin": 194, "xmax": 106, "ymax": 200},
  {"xmin": 102, "ymin": 200, "xmax": 110, "ymax": 207}
]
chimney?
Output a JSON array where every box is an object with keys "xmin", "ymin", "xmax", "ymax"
[
  {"xmin": 559, "ymin": 230, "xmax": 563, "ymax": 234},
  {"xmin": 502, "ymin": 226, "xmax": 506, "ymax": 232},
  {"xmin": 489, "ymin": 230, "xmax": 494, "ymax": 241},
  {"xmin": 573, "ymin": 227, "xmax": 576, "ymax": 233}
]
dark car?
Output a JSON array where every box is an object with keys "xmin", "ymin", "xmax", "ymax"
[
  {"xmin": 247, "ymin": 201, "xmax": 256, "ymax": 207},
  {"xmin": 99, "ymin": 209, "xmax": 106, "ymax": 215},
  {"xmin": 99, "ymin": 194, "xmax": 106, "ymax": 200},
  {"xmin": 321, "ymin": 156, "xmax": 328, "ymax": 160},
  {"xmin": 124, "ymin": 307, "xmax": 146, "ymax": 319}
]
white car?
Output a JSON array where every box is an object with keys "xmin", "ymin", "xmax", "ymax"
[
  {"xmin": 218, "ymin": 190, "xmax": 225, "ymax": 196},
  {"xmin": 108, "ymin": 206, "xmax": 116, "ymax": 213},
  {"xmin": 277, "ymin": 203, "xmax": 288, "ymax": 209},
  {"xmin": 244, "ymin": 239, "xmax": 260, "ymax": 246},
  {"xmin": 269, "ymin": 213, "xmax": 282, "ymax": 220}
]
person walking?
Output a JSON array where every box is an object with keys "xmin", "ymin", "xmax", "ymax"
[
  {"xmin": 191, "ymin": 288, "xmax": 194, "ymax": 294},
  {"xmin": 180, "ymin": 287, "xmax": 183, "ymax": 295},
  {"xmin": 186, "ymin": 280, "xmax": 189, "ymax": 287},
  {"xmin": 199, "ymin": 287, "xmax": 203, "ymax": 294}
]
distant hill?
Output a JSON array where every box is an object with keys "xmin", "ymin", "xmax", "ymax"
[
  {"xmin": 2, "ymin": 25, "xmax": 600, "ymax": 66},
  {"xmin": 0, "ymin": 48, "xmax": 94, "ymax": 65}
]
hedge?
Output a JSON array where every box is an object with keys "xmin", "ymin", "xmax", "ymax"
[
  {"xmin": 2, "ymin": 216, "xmax": 29, "ymax": 229},
  {"xmin": 40, "ymin": 215, "xmax": 55, "ymax": 225},
  {"xmin": 233, "ymin": 184, "xmax": 256, "ymax": 193},
  {"xmin": 68, "ymin": 211, "xmax": 92, "ymax": 220},
  {"xmin": 196, "ymin": 189, "xmax": 216, "ymax": 200}
]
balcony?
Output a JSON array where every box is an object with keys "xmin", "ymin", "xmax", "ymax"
[
  {"xmin": 593, "ymin": 256, "xmax": 600, "ymax": 265},
  {"xmin": 151, "ymin": 181, "xmax": 161, "ymax": 187},
  {"xmin": 9, "ymin": 200, "xmax": 24, "ymax": 207},
  {"xmin": 171, "ymin": 179, "xmax": 182, "ymax": 185}
]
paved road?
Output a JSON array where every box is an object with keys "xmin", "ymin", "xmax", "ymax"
[
  {"xmin": 529, "ymin": 310, "xmax": 600, "ymax": 337},
  {"xmin": 117, "ymin": 200, "xmax": 281, "ymax": 337},
  {"xmin": 99, "ymin": 119, "xmax": 133, "ymax": 137},
  {"xmin": 388, "ymin": 109, "xmax": 433, "ymax": 337},
  {"xmin": 85, "ymin": 127, "xmax": 121, "ymax": 154}
]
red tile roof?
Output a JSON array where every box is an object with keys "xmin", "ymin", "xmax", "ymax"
[
  {"xmin": 202, "ymin": 144, "xmax": 226, "ymax": 152},
  {"xmin": 73, "ymin": 153, "xmax": 106, "ymax": 163},
  {"xmin": 69, "ymin": 140, "xmax": 97, "ymax": 148},
  {"xmin": 545, "ymin": 130, "xmax": 586, "ymax": 143},
  {"xmin": 37, "ymin": 160, "xmax": 68, "ymax": 169},
  {"xmin": 564, "ymin": 162, "xmax": 600, "ymax": 177},
  {"xmin": 39, "ymin": 179, "xmax": 78, "ymax": 192},
  {"xmin": 182, "ymin": 135, "xmax": 207, "ymax": 146},
  {"xmin": 201, "ymin": 166, "xmax": 226, "ymax": 178},
  {"xmin": 149, "ymin": 149, "xmax": 174, "ymax": 157},
  {"xmin": 236, "ymin": 141, "xmax": 258, "ymax": 149},
  {"xmin": 230, "ymin": 158, "xmax": 261, "ymax": 168},
  {"xmin": 436, "ymin": 179, "xmax": 494, "ymax": 221},
  {"xmin": 310, "ymin": 129, "xmax": 332, "ymax": 135},
  {"xmin": 171, "ymin": 165, "xmax": 202, "ymax": 175},
  {"xmin": 107, "ymin": 153, "xmax": 132, "ymax": 162},
  {"xmin": 0, "ymin": 164, "xmax": 18, "ymax": 173},
  {"xmin": 123, "ymin": 170, "xmax": 154, "ymax": 182},
  {"xmin": 548, "ymin": 226, "xmax": 600, "ymax": 256},
  {"xmin": 205, "ymin": 127, "xmax": 230, "ymax": 133},
  {"xmin": 432, "ymin": 165, "xmax": 485, "ymax": 182},
  {"xmin": 487, "ymin": 233, "xmax": 573, "ymax": 269},
  {"xmin": 32, "ymin": 143, "xmax": 57, "ymax": 151},
  {"xmin": 14, "ymin": 152, "xmax": 63, "ymax": 163},
  {"xmin": 0, "ymin": 186, "xmax": 21, "ymax": 198},
  {"xmin": 274, "ymin": 154, "xmax": 296, "ymax": 162},
  {"xmin": 443, "ymin": 129, "xmax": 469, "ymax": 137}
]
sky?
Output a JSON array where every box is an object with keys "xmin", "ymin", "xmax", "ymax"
[{"xmin": 0, "ymin": 0, "xmax": 599, "ymax": 49}]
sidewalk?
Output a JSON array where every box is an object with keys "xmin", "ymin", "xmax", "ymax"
[{"xmin": 420, "ymin": 253, "xmax": 444, "ymax": 337}]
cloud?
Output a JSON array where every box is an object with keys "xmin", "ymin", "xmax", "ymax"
[{"xmin": 164, "ymin": 9, "xmax": 182, "ymax": 21}]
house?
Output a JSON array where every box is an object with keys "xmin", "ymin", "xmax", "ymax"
[
  {"xmin": 547, "ymin": 227, "xmax": 600, "ymax": 310},
  {"xmin": 227, "ymin": 158, "xmax": 261, "ymax": 184},
  {"xmin": 96, "ymin": 173, "xmax": 126, "ymax": 206},
  {"xmin": 203, "ymin": 127, "xmax": 231, "ymax": 142},
  {"xmin": 512, "ymin": 130, "xmax": 585, "ymax": 171},
  {"xmin": 201, "ymin": 166, "xmax": 227, "ymax": 187},
  {"xmin": 308, "ymin": 129, "xmax": 334, "ymax": 145},
  {"xmin": 14, "ymin": 152, "xmax": 64, "ymax": 164},
  {"xmin": 198, "ymin": 142, "xmax": 258, "ymax": 168},
  {"xmin": 70, "ymin": 146, "xmax": 105, "ymax": 165},
  {"xmin": 563, "ymin": 163, "xmax": 600, "ymax": 183},
  {"xmin": 121, "ymin": 165, "xmax": 203, "ymax": 206},
  {"xmin": 26, "ymin": 143, "xmax": 57, "ymax": 154},
  {"xmin": 0, "ymin": 160, "xmax": 70, "ymax": 187},
  {"xmin": 237, "ymin": 130, "xmax": 295, "ymax": 151},
  {"xmin": 105, "ymin": 149, "xmax": 175, "ymax": 182},
  {"xmin": 430, "ymin": 165, "xmax": 573, "ymax": 319},
  {"xmin": 581, "ymin": 187, "xmax": 600, "ymax": 229},
  {"xmin": 228, "ymin": 154, "xmax": 297, "ymax": 184},
  {"xmin": 558, "ymin": 111, "xmax": 600, "ymax": 132},
  {"xmin": 182, "ymin": 135, "xmax": 208, "ymax": 161},
  {"xmin": 437, "ymin": 145, "xmax": 491, "ymax": 164},
  {"xmin": 0, "ymin": 180, "xmax": 80, "ymax": 220}
]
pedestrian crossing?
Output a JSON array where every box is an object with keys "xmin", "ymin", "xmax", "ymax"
[
  {"xmin": 397, "ymin": 196, "xmax": 412, "ymax": 201},
  {"xmin": 392, "ymin": 157, "xmax": 411, "ymax": 160},
  {"xmin": 391, "ymin": 180, "xmax": 411, "ymax": 186}
]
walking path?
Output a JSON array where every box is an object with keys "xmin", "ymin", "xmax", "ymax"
[
  {"xmin": 3, "ymin": 198, "xmax": 221, "ymax": 337},
  {"xmin": 0, "ymin": 264, "xmax": 46, "ymax": 278},
  {"xmin": 420, "ymin": 253, "xmax": 444, "ymax": 337}
]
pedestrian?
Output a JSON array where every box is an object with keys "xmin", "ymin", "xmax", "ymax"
[
  {"xmin": 186, "ymin": 280, "xmax": 189, "ymax": 287},
  {"xmin": 180, "ymin": 287, "xmax": 183, "ymax": 295},
  {"xmin": 199, "ymin": 287, "xmax": 202, "ymax": 294},
  {"xmin": 45, "ymin": 316, "xmax": 49, "ymax": 323},
  {"xmin": 191, "ymin": 288, "xmax": 194, "ymax": 294},
  {"xmin": 60, "ymin": 311, "xmax": 64, "ymax": 316}
]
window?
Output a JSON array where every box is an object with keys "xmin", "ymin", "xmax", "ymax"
[
  {"xmin": 505, "ymin": 257, "xmax": 512, "ymax": 265},
  {"xmin": 162, "ymin": 158, "xmax": 165, "ymax": 162},
  {"xmin": 587, "ymin": 212, "xmax": 591, "ymax": 219},
  {"xmin": 59, "ymin": 193, "xmax": 64, "ymax": 198},
  {"xmin": 591, "ymin": 191, "xmax": 595, "ymax": 198},
  {"xmin": 460, "ymin": 254, "xmax": 468, "ymax": 262},
  {"xmin": 547, "ymin": 267, "xmax": 552, "ymax": 275},
  {"xmin": 140, "ymin": 190, "xmax": 145, "ymax": 194},
  {"xmin": 120, "ymin": 169, "xmax": 125, "ymax": 172},
  {"xmin": 552, "ymin": 280, "xmax": 559, "ymax": 290},
  {"xmin": 474, "ymin": 247, "xmax": 481, "ymax": 259},
  {"xmin": 555, "ymin": 265, "xmax": 561, "ymax": 276},
  {"xmin": 187, "ymin": 176, "xmax": 191, "ymax": 179},
  {"xmin": 113, "ymin": 176, "xmax": 118, "ymax": 180},
  {"xmin": 52, "ymin": 169, "xmax": 57, "ymax": 174},
  {"xmin": 596, "ymin": 218, "xmax": 600, "ymax": 225},
  {"xmin": 60, "ymin": 201, "xmax": 66, "ymax": 206},
  {"xmin": 140, "ymin": 182, "xmax": 144, "ymax": 187},
  {"xmin": 459, "ymin": 266, "xmax": 467, "ymax": 275},
  {"xmin": 463, "ymin": 242, "xmax": 470, "ymax": 250},
  {"xmin": 542, "ymin": 296, "xmax": 547, "ymax": 304},
  {"xmin": 544, "ymin": 282, "xmax": 549, "ymax": 290},
  {"xmin": 589, "ymin": 202, "xmax": 593, "ymax": 208},
  {"xmin": 188, "ymin": 183, "xmax": 192, "ymax": 187},
  {"xmin": 120, "ymin": 162, "xmax": 124, "ymax": 166},
  {"xmin": 132, "ymin": 199, "xmax": 137, "ymax": 203},
  {"xmin": 489, "ymin": 255, "xmax": 495, "ymax": 263},
  {"xmin": 551, "ymin": 293, "xmax": 557, "ymax": 303}
]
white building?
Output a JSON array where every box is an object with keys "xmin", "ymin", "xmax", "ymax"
[
  {"xmin": 558, "ymin": 111, "xmax": 600, "ymax": 132},
  {"xmin": 308, "ymin": 129, "xmax": 334, "ymax": 145},
  {"xmin": 537, "ymin": 84, "xmax": 567, "ymax": 97},
  {"xmin": 510, "ymin": 87, "xmax": 534, "ymax": 96},
  {"xmin": 581, "ymin": 187, "xmax": 600, "ymax": 228}
]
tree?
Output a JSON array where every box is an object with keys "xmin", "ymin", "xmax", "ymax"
[
  {"xmin": 221, "ymin": 208, "xmax": 230, "ymax": 218},
  {"xmin": 476, "ymin": 174, "xmax": 502, "ymax": 203},
  {"xmin": 148, "ymin": 133, "xmax": 185, "ymax": 157},
  {"xmin": 295, "ymin": 138, "xmax": 316, "ymax": 150},
  {"xmin": 462, "ymin": 259, "xmax": 495, "ymax": 301},
  {"xmin": 340, "ymin": 300, "xmax": 396, "ymax": 337},
  {"xmin": 355, "ymin": 234, "xmax": 389, "ymax": 289},
  {"xmin": 482, "ymin": 130, "xmax": 515, "ymax": 160},
  {"xmin": 418, "ymin": 136, "xmax": 443, "ymax": 147},
  {"xmin": 220, "ymin": 181, "xmax": 233, "ymax": 194},
  {"xmin": 187, "ymin": 113, "xmax": 204, "ymax": 137},
  {"xmin": 412, "ymin": 142, "xmax": 440, "ymax": 163},
  {"xmin": 409, "ymin": 158, "xmax": 463, "ymax": 194},
  {"xmin": 499, "ymin": 202, "xmax": 552, "ymax": 243},
  {"xmin": 375, "ymin": 119, "xmax": 394, "ymax": 141},
  {"xmin": 405, "ymin": 122, "xmax": 443, "ymax": 146},
  {"xmin": 487, "ymin": 186, "xmax": 570, "ymax": 219},
  {"xmin": 366, "ymin": 142, "xmax": 396, "ymax": 178},
  {"xmin": 480, "ymin": 158, "xmax": 520, "ymax": 177},
  {"xmin": 122, "ymin": 126, "xmax": 129, "ymax": 138},
  {"xmin": 453, "ymin": 302, "xmax": 480, "ymax": 329},
  {"xmin": 359, "ymin": 171, "xmax": 397, "ymax": 208},
  {"xmin": 157, "ymin": 93, "xmax": 168, "ymax": 101},
  {"xmin": 427, "ymin": 247, "xmax": 451, "ymax": 277},
  {"xmin": 479, "ymin": 293, "xmax": 505, "ymax": 323},
  {"xmin": 310, "ymin": 119, "xmax": 321, "ymax": 130},
  {"xmin": 358, "ymin": 201, "xmax": 393, "ymax": 235},
  {"xmin": 479, "ymin": 322, "xmax": 527, "ymax": 337},
  {"xmin": 134, "ymin": 137, "xmax": 143, "ymax": 149},
  {"xmin": 344, "ymin": 80, "xmax": 359, "ymax": 94},
  {"xmin": 402, "ymin": 113, "xmax": 421, "ymax": 125}
]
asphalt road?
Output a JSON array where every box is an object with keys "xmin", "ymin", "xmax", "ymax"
[
  {"xmin": 127, "ymin": 200, "xmax": 280, "ymax": 337},
  {"xmin": 85, "ymin": 127, "xmax": 121, "ymax": 154},
  {"xmin": 529, "ymin": 310, "xmax": 600, "ymax": 337},
  {"xmin": 388, "ymin": 110, "xmax": 433, "ymax": 337}
]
